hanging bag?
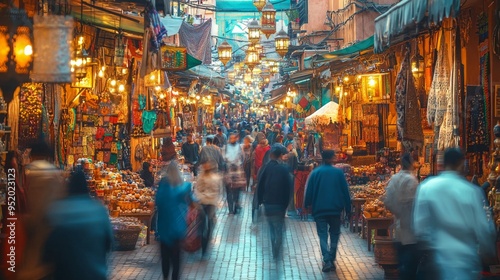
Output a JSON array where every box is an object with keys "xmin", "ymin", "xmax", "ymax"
[{"xmin": 182, "ymin": 203, "xmax": 203, "ymax": 252}]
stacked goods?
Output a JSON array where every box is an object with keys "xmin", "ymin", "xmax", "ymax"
[
  {"xmin": 335, "ymin": 163, "xmax": 353, "ymax": 185},
  {"xmin": 111, "ymin": 217, "xmax": 143, "ymax": 230},
  {"xmin": 351, "ymin": 180, "xmax": 388, "ymax": 199},
  {"xmin": 362, "ymin": 199, "xmax": 393, "ymax": 218},
  {"xmin": 111, "ymin": 217, "xmax": 144, "ymax": 251}
]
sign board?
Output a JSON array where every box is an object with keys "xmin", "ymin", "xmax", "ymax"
[{"xmin": 161, "ymin": 46, "xmax": 187, "ymax": 71}]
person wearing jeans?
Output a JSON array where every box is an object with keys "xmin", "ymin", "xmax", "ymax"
[
  {"xmin": 315, "ymin": 215, "xmax": 341, "ymax": 267},
  {"xmin": 304, "ymin": 150, "xmax": 351, "ymax": 273},
  {"xmin": 257, "ymin": 144, "xmax": 292, "ymax": 260}
]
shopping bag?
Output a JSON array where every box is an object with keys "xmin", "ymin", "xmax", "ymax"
[{"xmin": 182, "ymin": 204, "xmax": 202, "ymax": 252}]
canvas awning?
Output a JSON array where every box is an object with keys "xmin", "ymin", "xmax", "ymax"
[
  {"xmin": 70, "ymin": 1, "xmax": 184, "ymax": 37},
  {"xmin": 322, "ymin": 36, "xmax": 374, "ymax": 59},
  {"xmin": 264, "ymin": 93, "xmax": 287, "ymax": 105},
  {"xmin": 374, "ymin": 0, "xmax": 460, "ymax": 53},
  {"xmin": 305, "ymin": 101, "xmax": 339, "ymax": 125}
]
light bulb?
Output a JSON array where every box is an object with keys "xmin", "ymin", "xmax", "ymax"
[
  {"xmin": 110, "ymin": 80, "xmax": 117, "ymax": 86},
  {"xmin": 159, "ymin": 93, "xmax": 166, "ymax": 99},
  {"xmin": 98, "ymin": 70, "xmax": 104, "ymax": 78},
  {"xmin": 155, "ymin": 86, "xmax": 161, "ymax": 92},
  {"xmin": 122, "ymin": 68, "xmax": 128, "ymax": 75},
  {"xmin": 118, "ymin": 84, "xmax": 125, "ymax": 92},
  {"xmin": 24, "ymin": 45, "xmax": 33, "ymax": 56}
]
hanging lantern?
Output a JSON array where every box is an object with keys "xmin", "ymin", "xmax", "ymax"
[
  {"xmin": 0, "ymin": 4, "xmax": 33, "ymax": 103},
  {"xmin": 253, "ymin": 0, "xmax": 266, "ymax": 12},
  {"xmin": 261, "ymin": 2, "xmax": 276, "ymax": 39},
  {"xmin": 255, "ymin": 43, "xmax": 265, "ymax": 58},
  {"xmin": 70, "ymin": 33, "xmax": 90, "ymax": 80},
  {"xmin": 227, "ymin": 70, "xmax": 236, "ymax": 81},
  {"xmin": 244, "ymin": 71, "xmax": 253, "ymax": 85},
  {"xmin": 217, "ymin": 40, "xmax": 232, "ymax": 66},
  {"xmin": 275, "ymin": 29, "xmax": 290, "ymax": 57},
  {"xmin": 244, "ymin": 44, "xmax": 259, "ymax": 71},
  {"xmin": 31, "ymin": 15, "xmax": 73, "ymax": 83},
  {"xmin": 411, "ymin": 52, "xmax": 424, "ymax": 75},
  {"xmin": 114, "ymin": 33, "xmax": 125, "ymax": 67},
  {"xmin": 260, "ymin": 69, "xmax": 271, "ymax": 84},
  {"xmin": 247, "ymin": 19, "xmax": 261, "ymax": 44}
]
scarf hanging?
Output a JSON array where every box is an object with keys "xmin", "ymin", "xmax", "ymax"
[
  {"xmin": 427, "ymin": 30, "xmax": 450, "ymax": 130},
  {"xmin": 395, "ymin": 48, "xmax": 424, "ymax": 151}
]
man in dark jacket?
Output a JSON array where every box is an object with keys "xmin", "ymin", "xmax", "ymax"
[
  {"xmin": 304, "ymin": 150, "xmax": 351, "ymax": 273},
  {"xmin": 257, "ymin": 144, "xmax": 292, "ymax": 260}
]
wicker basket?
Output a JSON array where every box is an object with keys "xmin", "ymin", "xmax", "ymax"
[{"xmin": 113, "ymin": 227, "xmax": 141, "ymax": 251}]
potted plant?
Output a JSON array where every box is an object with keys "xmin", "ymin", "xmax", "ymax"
[{"xmin": 286, "ymin": 9, "xmax": 300, "ymax": 31}]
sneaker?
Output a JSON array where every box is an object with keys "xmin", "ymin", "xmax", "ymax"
[{"xmin": 322, "ymin": 262, "xmax": 334, "ymax": 272}]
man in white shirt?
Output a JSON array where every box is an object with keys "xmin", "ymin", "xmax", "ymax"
[
  {"xmin": 383, "ymin": 153, "xmax": 420, "ymax": 280},
  {"xmin": 413, "ymin": 148, "xmax": 496, "ymax": 280}
]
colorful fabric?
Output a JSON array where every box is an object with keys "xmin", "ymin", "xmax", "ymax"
[
  {"xmin": 298, "ymin": 97, "xmax": 309, "ymax": 109},
  {"xmin": 395, "ymin": 49, "xmax": 424, "ymax": 150},
  {"xmin": 145, "ymin": 2, "xmax": 168, "ymax": 52},
  {"xmin": 466, "ymin": 86, "xmax": 488, "ymax": 153},
  {"xmin": 178, "ymin": 19, "xmax": 212, "ymax": 64}
]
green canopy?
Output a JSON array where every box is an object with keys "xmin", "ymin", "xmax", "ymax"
[{"xmin": 323, "ymin": 35, "xmax": 374, "ymax": 59}]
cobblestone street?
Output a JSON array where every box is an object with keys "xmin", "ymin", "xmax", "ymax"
[{"xmin": 109, "ymin": 192, "xmax": 384, "ymax": 280}]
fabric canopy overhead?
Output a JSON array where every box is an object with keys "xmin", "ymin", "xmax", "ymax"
[
  {"xmin": 305, "ymin": 101, "xmax": 339, "ymax": 125},
  {"xmin": 216, "ymin": 0, "xmax": 290, "ymax": 12},
  {"xmin": 70, "ymin": 1, "xmax": 183, "ymax": 37},
  {"xmin": 374, "ymin": 0, "xmax": 460, "ymax": 53},
  {"xmin": 322, "ymin": 35, "xmax": 374, "ymax": 59}
]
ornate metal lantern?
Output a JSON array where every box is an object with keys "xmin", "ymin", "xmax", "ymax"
[
  {"xmin": 0, "ymin": 4, "xmax": 33, "ymax": 103},
  {"xmin": 261, "ymin": 2, "xmax": 276, "ymax": 39},
  {"xmin": 260, "ymin": 69, "xmax": 271, "ymax": 84},
  {"xmin": 244, "ymin": 44, "xmax": 259, "ymax": 71},
  {"xmin": 218, "ymin": 40, "xmax": 232, "ymax": 66},
  {"xmin": 244, "ymin": 71, "xmax": 252, "ymax": 85},
  {"xmin": 247, "ymin": 19, "xmax": 261, "ymax": 44},
  {"xmin": 253, "ymin": 0, "xmax": 266, "ymax": 12},
  {"xmin": 274, "ymin": 28, "xmax": 290, "ymax": 57}
]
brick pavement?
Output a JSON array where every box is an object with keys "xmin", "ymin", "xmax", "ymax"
[{"xmin": 109, "ymin": 192, "xmax": 384, "ymax": 280}]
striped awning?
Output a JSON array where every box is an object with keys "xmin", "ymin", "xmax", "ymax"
[{"xmin": 374, "ymin": 0, "xmax": 460, "ymax": 53}]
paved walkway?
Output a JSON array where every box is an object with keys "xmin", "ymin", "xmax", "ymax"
[{"xmin": 109, "ymin": 192, "xmax": 384, "ymax": 280}]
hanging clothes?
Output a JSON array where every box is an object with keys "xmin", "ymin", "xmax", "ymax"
[
  {"xmin": 178, "ymin": 19, "xmax": 212, "ymax": 65},
  {"xmin": 427, "ymin": 31, "xmax": 450, "ymax": 142},
  {"xmin": 395, "ymin": 49, "xmax": 424, "ymax": 151},
  {"xmin": 465, "ymin": 86, "xmax": 489, "ymax": 153}
]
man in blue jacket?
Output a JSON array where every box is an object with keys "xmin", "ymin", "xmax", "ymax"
[
  {"xmin": 304, "ymin": 150, "xmax": 351, "ymax": 273},
  {"xmin": 257, "ymin": 144, "xmax": 292, "ymax": 260}
]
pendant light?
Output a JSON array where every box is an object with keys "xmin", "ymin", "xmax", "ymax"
[
  {"xmin": 218, "ymin": 40, "xmax": 232, "ymax": 66},
  {"xmin": 253, "ymin": 0, "xmax": 266, "ymax": 12},
  {"xmin": 247, "ymin": 19, "xmax": 261, "ymax": 44},
  {"xmin": 244, "ymin": 44, "xmax": 259, "ymax": 71},
  {"xmin": 275, "ymin": 28, "xmax": 290, "ymax": 57},
  {"xmin": 261, "ymin": 2, "xmax": 276, "ymax": 39}
]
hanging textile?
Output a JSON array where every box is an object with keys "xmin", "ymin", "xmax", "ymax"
[
  {"xmin": 466, "ymin": 86, "xmax": 488, "ymax": 153},
  {"xmin": 144, "ymin": 1, "xmax": 168, "ymax": 52},
  {"xmin": 438, "ymin": 25, "xmax": 462, "ymax": 150},
  {"xmin": 395, "ymin": 49, "xmax": 424, "ymax": 151},
  {"xmin": 178, "ymin": 19, "xmax": 212, "ymax": 65},
  {"xmin": 478, "ymin": 13, "xmax": 491, "ymax": 147},
  {"xmin": 427, "ymin": 31, "xmax": 450, "ymax": 132},
  {"xmin": 7, "ymin": 87, "xmax": 20, "ymax": 151}
]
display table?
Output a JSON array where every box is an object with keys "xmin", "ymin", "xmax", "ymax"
[
  {"xmin": 119, "ymin": 213, "xmax": 153, "ymax": 244},
  {"xmin": 363, "ymin": 215, "xmax": 393, "ymax": 251},
  {"xmin": 350, "ymin": 198, "xmax": 366, "ymax": 233}
]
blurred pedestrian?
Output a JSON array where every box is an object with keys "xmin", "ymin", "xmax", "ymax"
[
  {"xmin": 304, "ymin": 150, "xmax": 351, "ymax": 273},
  {"xmin": 214, "ymin": 127, "xmax": 227, "ymax": 148},
  {"xmin": 161, "ymin": 137, "xmax": 178, "ymax": 162},
  {"xmin": 242, "ymin": 135, "xmax": 253, "ymax": 191},
  {"xmin": 156, "ymin": 161, "xmax": 194, "ymax": 280},
  {"xmin": 383, "ymin": 153, "xmax": 420, "ymax": 280},
  {"xmin": 224, "ymin": 133, "xmax": 245, "ymax": 214},
  {"xmin": 43, "ymin": 170, "xmax": 113, "ymax": 280},
  {"xmin": 413, "ymin": 148, "xmax": 496, "ymax": 280},
  {"xmin": 257, "ymin": 144, "xmax": 292, "ymax": 260},
  {"xmin": 140, "ymin": 161, "xmax": 155, "ymax": 188},
  {"xmin": 19, "ymin": 141, "xmax": 65, "ymax": 280},
  {"xmin": 194, "ymin": 160, "xmax": 223, "ymax": 255},
  {"xmin": 199, "ymin": 136, "xmax": 226, "ymax": 174},
  {"xmin": 181, "ymin": 133, "xmax": 200, "ymax": 176}
]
